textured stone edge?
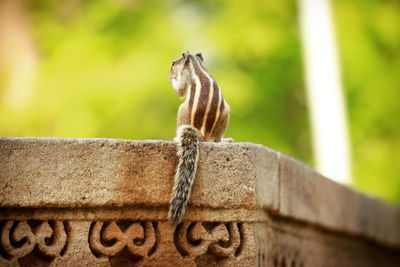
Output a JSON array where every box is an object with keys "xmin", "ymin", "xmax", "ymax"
[
  {"xmin": 0, "ymin": 137, "xmax": 399, "ymax": 249},
  {"xmin": 278, "ymin": 153, "xmax": 400, "ymax": 248}
]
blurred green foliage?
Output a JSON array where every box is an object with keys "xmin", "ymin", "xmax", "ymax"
[
  {"xmin": 334, "ymin": 0, "xmax": 400, "ymax": 203},
  {"xmin": 0, "ymin": 0, "xmax": 399, "ymax": 204}
]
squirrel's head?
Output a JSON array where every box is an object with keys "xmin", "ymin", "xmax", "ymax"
[{"xmin": 169, "ymin": 51, "xmax": 204, "ymax": 98}]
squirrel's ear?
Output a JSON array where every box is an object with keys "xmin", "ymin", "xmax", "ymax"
[
  {"xmin": 183, "ymin": 55, "xmax": 190, "ymax": 66},
  {"xmin": 195, "ymin": 53, "xmax": 203, "ymax": 62}
]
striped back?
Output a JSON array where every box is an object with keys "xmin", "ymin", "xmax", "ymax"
[{"xmin": 186, "ymin": 54, "xmax": 225, "ymax": 140}]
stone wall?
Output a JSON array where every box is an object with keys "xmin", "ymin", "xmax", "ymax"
[{"xmin": 0, "ymin": 138, "xmax": 399, "ymax": 266}]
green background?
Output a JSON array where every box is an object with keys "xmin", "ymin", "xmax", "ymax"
[{"xmin": 1, "ymin": 0, "xmax": 399, "ymax": 204}]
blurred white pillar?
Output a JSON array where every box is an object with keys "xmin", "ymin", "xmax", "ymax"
[{"xmin": 298, "ymin": 0, "xmax": 352, "ymax": 183}]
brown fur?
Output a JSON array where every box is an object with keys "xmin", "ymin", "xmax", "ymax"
[{"xmin": 168, "ymin": 52, "xmax": 231, "ymax": 224}]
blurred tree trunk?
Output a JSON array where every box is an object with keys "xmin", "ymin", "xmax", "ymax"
[
  {"xmin": 0, "ymin": 0, "xmax": 37, "ymax": 111},
  {"xmin": 298, "ymin": 0, "xmax": 352, "ymax": 183}
]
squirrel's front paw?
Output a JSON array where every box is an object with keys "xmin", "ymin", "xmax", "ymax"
[{"xmin": 221, "ymin": 137, "xmax": 234, "ymax": 143}]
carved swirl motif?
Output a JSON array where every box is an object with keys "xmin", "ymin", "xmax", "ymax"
[
  {"xmin": 89, "ymin": 221, "xmax": 157, "ymax": 259},
  {"xmin": 0, "ymin": 220, "xmax": 68, "ymax": 260},
  {"xmin": 175, "ymin": 222, "xmax": 242, "ymax": 258}
]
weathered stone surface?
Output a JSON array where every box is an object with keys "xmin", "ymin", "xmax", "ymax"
[
  {"xmin": 279, "ymin": 154, "xmax": 400, "ymax": 248},
  {"xmin": 0, "ymin": 138, "xmax": 399, "ymax": 266},
  {"xmin": 0, "ymin": 139, "xmax": 264, "ymax": 212}
]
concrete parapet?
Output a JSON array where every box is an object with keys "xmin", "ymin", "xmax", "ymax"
[{"xmin": 0, "ymin": 138, "xmax": 399, "ymax": 266}]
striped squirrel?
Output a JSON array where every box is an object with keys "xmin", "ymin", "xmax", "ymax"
[{"xmin": 168, "ymin": 51, "xmax": 230, "ymax": 224}]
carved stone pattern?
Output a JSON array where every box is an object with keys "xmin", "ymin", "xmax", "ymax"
[
  {"xmin": 0, "ymin": 220, "xmax": 68, "ymax": 261},
  {"xmin": 89, "ymin": 221, "xmax": 157, "ymax": 261},
  {"xmin": 174, "ymin": 222, "xmax": 242, "ymax": 258}
]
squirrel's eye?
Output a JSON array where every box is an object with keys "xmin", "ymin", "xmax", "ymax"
[{"xmin": 172, "ymin": 61, "xmax": 177, "ymax": 67}]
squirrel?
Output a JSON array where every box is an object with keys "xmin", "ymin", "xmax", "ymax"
[{"xmin": 168, "ymin": 51, "xmax": 230, "ymax": 224}]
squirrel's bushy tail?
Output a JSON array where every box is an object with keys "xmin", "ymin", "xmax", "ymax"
[{"xmin": 168, "ymin": 125, "xmax": 203, "ymax": 224}]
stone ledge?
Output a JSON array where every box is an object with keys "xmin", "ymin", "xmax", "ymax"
[{"xmin": 0, "ymin": 138, "xmax": 399, "ymax": 266}]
